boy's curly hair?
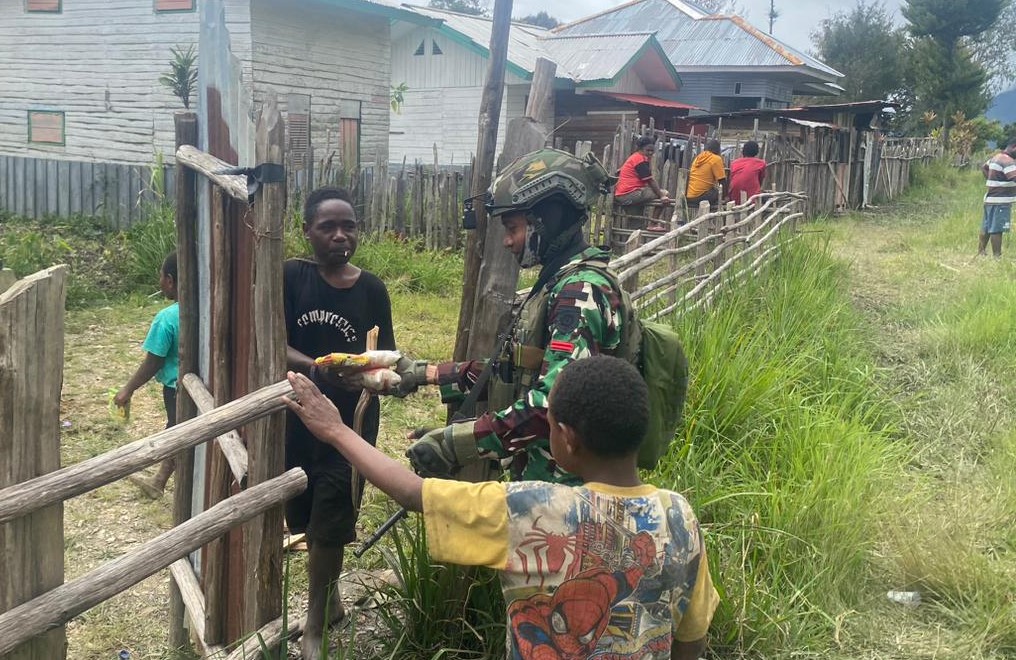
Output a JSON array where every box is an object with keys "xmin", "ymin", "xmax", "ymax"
[
  {"xmin": 303, "ymin": 187, "xmax": 355, "ymax": 226},
  {"xmin": 550, "ymin": 355, "xmax": 649, "ymax": 458}
]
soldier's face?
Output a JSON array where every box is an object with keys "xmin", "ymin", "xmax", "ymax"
[{"xmin": 501, "ymin": 213, "xmax": 529, "ymax": 257}]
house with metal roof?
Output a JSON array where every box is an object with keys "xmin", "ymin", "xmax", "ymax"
[
  {"xmin": 389, "ymin": 5, "xmax": 687, "ymax": 164},
  {"xmin": 554, "ymin": 0, "xmax": 845, "ymax": 114}
]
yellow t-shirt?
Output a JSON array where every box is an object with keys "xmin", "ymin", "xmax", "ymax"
[
  {"xmin": 686, "ymin": 150, "xmax": 727, "ymax": 199},
  {"xmin": 422, "ymin": 479, "xmax": 719, "ymax": 655}
]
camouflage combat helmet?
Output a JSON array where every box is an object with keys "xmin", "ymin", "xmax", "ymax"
[{"xmin": 485, "ymin": 148, "xmax": 614, "ymax": 218}]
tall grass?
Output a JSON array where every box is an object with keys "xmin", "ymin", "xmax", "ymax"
[{"xmin": 653, "ymin": 240, "xmax": 906, "ymax": 655}]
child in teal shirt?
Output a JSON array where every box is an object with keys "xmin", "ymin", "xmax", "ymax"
[{"xmin": 115, "ymin": 251, "xmax": 179, "ymax": 498}]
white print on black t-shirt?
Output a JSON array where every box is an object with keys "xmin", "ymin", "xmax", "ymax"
[{"xmin": 295, "ymin": 309, "xmax": 358, "ymax": 341}]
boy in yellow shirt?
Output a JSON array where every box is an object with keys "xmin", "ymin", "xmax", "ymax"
[
  {"xmin": 685, "ymin": 139, "xmax": 727, "ymax": 212},
  {"xmin": 284, "ymin": 355, "xmax": 718, "ymax": 659}
]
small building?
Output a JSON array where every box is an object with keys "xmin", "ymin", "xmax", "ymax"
[
  {"xmin": 0, "ymin": 0, "xmax": 430, "ymax": 221},
  {"xmin": 389, "ymin": 6, "xmax": 688, "ymax": 165},
  {"xmin": 554, "ymin": 0, "xmax": 845, "ymax": 114}
]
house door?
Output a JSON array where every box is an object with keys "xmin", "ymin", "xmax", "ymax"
[{"xmin": 339, "ymin": 100, "xmax": 361, "ymax": 173}]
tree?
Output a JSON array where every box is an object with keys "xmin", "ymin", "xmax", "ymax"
[
  {"xmin": 428, "ymin": 0, "xmax": 489, "ymax": 15},
  {"xmin": 812, "ymin": 1, "xmax": 907, "ymax": 102},
  {"xmin": 516, "ymin": 10, "xmax": 559, "ymax": 29},
  {"xmin": 902, "ymin": 0, "xmax": 1005, "ymax": 139},
  {"xmin": 969, "ymin": 1, "xmax": 1016, "ymax": 94}
]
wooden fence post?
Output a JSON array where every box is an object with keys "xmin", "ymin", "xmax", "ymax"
[
  {"xmin": 171, "ymin": 110, "xmax": 199, "ymax": 653},
  {"xmin": 0, "ymin": 266, "xmax": 68, "ymax": 660},
  {"xmin": 694, "ymin": 201, "xmax": 711, "ymax": 279},
  {"xmin": 243, "ymin": 91, "xmax": 288, "ymax": 641}
]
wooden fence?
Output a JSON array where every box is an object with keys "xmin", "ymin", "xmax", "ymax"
[
  {"xmin": 611, "ymin": 192, "xmax": 807, "ymax": 320},
  {"xmin": 0, "ymin": 154, "xmax": 173, "ymax": 228}
]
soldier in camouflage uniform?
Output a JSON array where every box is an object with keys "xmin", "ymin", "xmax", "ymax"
[{"xmin": 394, "ymin": 148, "xmax": 631, "ymax": 485}]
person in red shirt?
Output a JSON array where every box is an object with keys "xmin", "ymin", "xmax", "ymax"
[
  {"xmin": 727, "ymin": 141, "xmax": 766, "ymax": 204},
  {"xmin": 614, "ymin": 136, "xmax": 672, "ymax": 230}
]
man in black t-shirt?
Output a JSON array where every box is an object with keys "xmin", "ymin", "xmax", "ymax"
[{"xmin": 284, "ymin": 187, "xmax": 395, "ymax": 660}]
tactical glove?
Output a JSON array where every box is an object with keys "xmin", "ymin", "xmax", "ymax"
[
  {"xmin": 406, "ymin": 422, "xmax": 479, "ymax": 478},
  {"xmin": 391, "ymin": 356, "xmax": 429, "ymax": 398}
]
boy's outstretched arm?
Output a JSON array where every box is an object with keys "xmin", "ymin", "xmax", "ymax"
[
  {"xmin": 114, "ymin": 352, "xmax": 165, "ymax": 407},
  {"xmin": 282, "ymin": 371, "xmax": 424, "ymax": 512}
]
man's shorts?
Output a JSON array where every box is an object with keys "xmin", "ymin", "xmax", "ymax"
[
  {"xmin": 284, "ymin": 397, "xmax": 379, "ymax": 547},
  {"xmin": 982, "ymin": 204, "xmax": 1012, "ymax": 234},
  {"xmin": 615, "ymin": 187, "xmax": 659, "ymax": 206}
]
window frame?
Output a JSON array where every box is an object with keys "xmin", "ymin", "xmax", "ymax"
[
  {"xmin": 154, "ymin": 0, "xmax": 196, "ymax": 14},
  {"xmin": 25, "ymin": 0, "xmax": 62, "ymax": 13},
  {"xmin": 27, "ymin": 110, "xmax": 66, "ymax": 146}
]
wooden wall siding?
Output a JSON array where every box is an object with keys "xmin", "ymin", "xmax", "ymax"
[
  {"xmin": 251, "ymin": 0, "xmax": 391, "ymax": 175},
  {"xmin": 0, "ymin": 154, "xmax": 172, "ymax": 228},
  {"xmin": 26, "ymin": 0, "xmax": 61, "ymax": 12},
  {"xmin": 0, "ymin": 0, "xmax": 252, "ymax": 165},
  {"xmin": 391, "ymin": 26, "xmax": 529, "ymax": 91},
  {"xmin": 655, "ymin": 73, "xmax": 794, "ymax": 113},
  {"xmin": 390, "ymin": 84, "xmax": 529, "ymax": 165}
]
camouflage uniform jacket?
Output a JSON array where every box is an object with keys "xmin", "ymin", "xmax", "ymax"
[{"xmin": 436, "ymin": 246, "xmax": 626, "ymax": 483}]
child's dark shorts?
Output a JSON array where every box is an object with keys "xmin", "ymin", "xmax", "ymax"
[{"xmin": 284, "ymin": 398, "xmax": 379, "ymax": 547}]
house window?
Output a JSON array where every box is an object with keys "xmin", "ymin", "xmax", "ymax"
[
  {"xmin": 28, "ymin": 110, "xmax": 65, "ymax": 145},
  {"xmin": 287, "ymin": 93, "xmax": 311, "ymax": 166},
  {"xmin": 26, "ymin": 0, "xmax": 61, "ymax": 12},
  {"xmin": 432, "ymin": 40, "xmax": 443, "ymax": 55},
  {"xmin": 414, "ymin": 41, "xmax": 426, "ymax": 56},
  {"xmin": 734, "ymin": 82, "xmax": 743, "ymax": 95},
  {"xmin": 155, "ymin": 0, "xmax": 196, "ymax": 12}
]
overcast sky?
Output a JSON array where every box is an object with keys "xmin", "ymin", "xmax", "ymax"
[{"xmin": 513, "ymin": 0, "xmax": 904, "ymax": 54}]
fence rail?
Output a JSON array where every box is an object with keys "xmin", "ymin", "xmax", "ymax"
[{"xmin": 612, "ymin": 192, "xmax": 806, "ymax": 319}]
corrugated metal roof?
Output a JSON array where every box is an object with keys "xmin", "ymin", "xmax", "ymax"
[
  {"xmin": 556, "ymin": 0, "xmax": 842, "ymax": 79},
  {"xmin": 405, "ymin": 5, "xmax": 550, "ymax": 74},
  {"xmin": 540, "ymin": 33, "xmax": 654, "ymax": 82}
]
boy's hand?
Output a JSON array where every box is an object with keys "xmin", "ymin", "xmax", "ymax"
[
  {"xmin": 283, "ymin": 371, "xmax": 346, "ymax": 440},
  {"xmin": 113, "ymin": 387, "xmax": 133, "ymax": 408}
]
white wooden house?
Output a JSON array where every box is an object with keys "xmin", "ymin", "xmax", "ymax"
[
  {"xmin": 389, "ymin": 6, "xmax": 686, "ymax": 165},
  {"xmin": 0, "ymin": 0, "xmax": 431, "ymax": 221}
]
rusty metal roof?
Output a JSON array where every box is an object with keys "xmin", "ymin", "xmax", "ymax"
[{"xmin": 555, "ymin": 0, "xmax": 842, "ymax": 80}]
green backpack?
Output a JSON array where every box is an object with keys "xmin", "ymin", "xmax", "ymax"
[{"xmin": 544, "ymin": 261, "xmax": 690, "ymax": 470}]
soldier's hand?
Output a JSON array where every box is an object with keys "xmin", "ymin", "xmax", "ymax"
[
  {"xmin": 390, "ymin": 357, "xmax": 429, "ymax": 398},
  {"xmin": 405, "ymin": 422, "xmax": 479, "ymax": 478}
]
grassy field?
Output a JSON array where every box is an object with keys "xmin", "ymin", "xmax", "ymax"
[{"xmin": 7, "ymin": 160, "xmax": 1016, "ymax": 658}]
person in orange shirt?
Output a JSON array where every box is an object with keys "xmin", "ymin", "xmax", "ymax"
[
  {"xmin": 685, "ymin": 139, "xmax": 726, "ymax": 212},
  {"xmin": 614, "ymin": 136, "xmax": 672, "ymax": 230}
]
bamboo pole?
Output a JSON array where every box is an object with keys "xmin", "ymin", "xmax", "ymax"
[
  {"xmin": 0, "ymin": 469, "xmax": 307, "ymax": 656},
  {"xmin": 0, "ymin": 380, "xmax": 294, "ymax": 525}
]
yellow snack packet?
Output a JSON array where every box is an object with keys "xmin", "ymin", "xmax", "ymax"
[
  {"xmin": 107, "ymin": 388, "xmax": 130, "ymax": 424},
  {"xmin": 314, "ymin": 352, "xmax": 372, "ymax": 371}
]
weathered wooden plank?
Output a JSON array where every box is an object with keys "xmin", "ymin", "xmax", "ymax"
[
  {"xmin": 0, "ymin": 265, "xmax": 68, "ymax": 660},
  {"xmin": 31, "ymin": 158, "xmax": 45, "ymax": 219},
  {"xmin": 0, "ymin": 377, "xmax": 295, "ymax": 525},
  {"xmin": 203, "ymin": 184, "xmax": 232, "ymax": 646},
  {"xmin": 171, "ymin": 110, "xmax": 200, "ymax": 653},
  {"xmin": 180, "ymin": 379, "xmax": 248, "ymax": 484},
  {"xmin": 69, "ymin": 161, "xmax": 83, "ymax": 216},
  {"xmin": 243, "ymin": 89, "xmax": 288, "ymax": 641},
  {"xmin": 0, "ymin": 157, "xmax": 8, "ymax": 214},
  {"xmin": 175, "ymin": 145, "xmax": 249, "ymax": 202},
  {"xmin": 118, "ymin": 164, "xmax": 131, "ymax": 230},
  {"xmin": 0, "ymin": 468, "xmax": 308, "ymax": 657},
  {"xmin": 56, "ymin": 160, "xmax": 70, "ymax": 217},
  {"xmin": 13, "ymin": 158, "xmax": 26, "ymax": 217},
  {"xmin": 46, "ymin": 159, "xmax": 58, "ymax": 218}
]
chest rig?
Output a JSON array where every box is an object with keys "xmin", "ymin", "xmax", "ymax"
[{"xmin": 487, "ymin": 256, "xmax": 615, "ymax": 412}]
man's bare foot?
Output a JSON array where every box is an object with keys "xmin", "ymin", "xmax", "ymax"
[{"xmin": 128, "ymin": 475, "xmax": 164, "ymax": 499}]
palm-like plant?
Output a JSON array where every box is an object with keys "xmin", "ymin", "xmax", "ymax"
[{"xmin": 159, "ymin": 45, "xmax": 198, "ymax": 110}]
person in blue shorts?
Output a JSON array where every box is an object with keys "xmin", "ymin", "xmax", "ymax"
[{"xmin": 115, "ymin": 251, "xmax": 179, "ymax": 498}]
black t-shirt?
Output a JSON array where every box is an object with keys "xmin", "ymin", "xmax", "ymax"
[{"xmin": 284, "ymin": 259, "xmax": 395, "ymax": 459}]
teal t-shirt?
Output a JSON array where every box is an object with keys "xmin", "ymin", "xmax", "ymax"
[{"xmin": 143, "ymin": 302, "xmax": 179, "ymax": 389}]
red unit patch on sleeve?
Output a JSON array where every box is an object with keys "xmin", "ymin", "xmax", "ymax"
[{"xmin": 549, "ymin": 340, "xmax": 575, "ymax": 353}]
